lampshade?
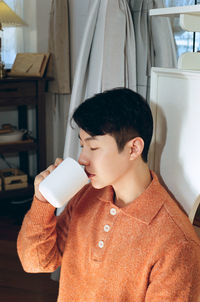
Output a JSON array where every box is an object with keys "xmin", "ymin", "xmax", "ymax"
[
  {"xmin": 0, "ymin": 0, "xmax": 27, "ymax": 78},
  {"xmin": 0, "ymin": 0, "xmax": 27, "ymax": 27}
]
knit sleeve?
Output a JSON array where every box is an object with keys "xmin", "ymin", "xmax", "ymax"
[
  {"xmin": 17, "ymin": 184, "xmax": 90, "ymax": 273},
  {"xmin": 145, "ymin": 240, "xmax": 200, "ymax": 302}
]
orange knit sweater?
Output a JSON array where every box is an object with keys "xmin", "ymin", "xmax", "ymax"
[{"xmin": 17, "ymin": 172, "xmax": 200, "ymax": 301}]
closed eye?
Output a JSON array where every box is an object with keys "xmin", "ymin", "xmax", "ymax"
[{"xmin": 79, "ymin": 145, "xmax": 98, "ymax": 151}]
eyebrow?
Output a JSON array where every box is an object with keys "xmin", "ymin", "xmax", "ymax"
[{"xmin": 78, "ymin": 134, "xmax": 98, "ymax": 142}]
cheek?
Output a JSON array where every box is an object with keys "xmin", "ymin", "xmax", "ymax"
[
  {"xmin": 100, "ymin": 149, "xmax": 117, "ymax": 163},
  {"xmin": 93, "ymin": 152, "xmax": 110, "ymax": 167},
  {"xmin": 95, "ymin": 151, "xmax": 124, "ymax": 175},
  {"xmin": 90, "ymin": 150, "xmax": 113, "ymax": 171}
]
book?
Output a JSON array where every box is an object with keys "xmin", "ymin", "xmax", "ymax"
[{"xmin": 9, "ymin": 53, "xmax": 50, "ymax": 77}]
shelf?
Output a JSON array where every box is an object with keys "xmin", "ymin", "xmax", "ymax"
[
  {"xmin": 149, "ymin": 5, "xmax": 200, "ymax": 32},
  {"xmin": 0, "ymin": 77, "xmax": 47, "ymax": 203},
  {"xmin": 149, "ymin": 5, "xmax": 200, "ymax": 17},
  {"xmin": 0, "ymin": 139, "xmax": 37, "ymax": 153},
  {"xmin": 0, "ymin": 184, "xmax": 34, "ymax": 201},
  {"xmin": 0, "ymin": 96, "xmax": 37, "ymax": 107},
  {"xmin": 178, "ymin": 52, "xmax": 200, "ymax": 70}
]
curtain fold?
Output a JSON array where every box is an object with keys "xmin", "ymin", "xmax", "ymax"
[
  {"xmin": 129, "ymin": 0, "xmax": 177, "ymax": 99},
  {"xmin": 63, "ymin": 0, "xmax": 136, "ymax": 162},
  {"xmin": 46, "ymin": 0, "xmax": 71, "ymax": 166},
  {"xmin": 47, "ymin": 0, "xmax": 71, "ymax": 94},
  {"xmin": 46, "ymin": 94, "xmax": 70, "ymax": 167},
  {"xmin": 102, "ymin": 0, "xmax": 136, "ymax": 91},
  {"xmin": 63, "ymin": 0, "xmax": 105, "ymax": 162}
]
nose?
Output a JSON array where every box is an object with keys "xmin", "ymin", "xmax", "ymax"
[{"xmin": 78, "ymin": 149, "xmax": 89, "ymax": 167}]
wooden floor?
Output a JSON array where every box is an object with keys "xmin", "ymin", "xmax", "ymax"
[{"xmin": 0, "ymin": 201, "xmax": 59, "ymax": 302}]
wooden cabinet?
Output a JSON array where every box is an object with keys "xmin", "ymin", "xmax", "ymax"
[{"xmin": 0, "ymin": 77, "xmax": 48, "ymax": 201}]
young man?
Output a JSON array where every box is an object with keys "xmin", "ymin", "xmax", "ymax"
[{"xmin": 17, "ymin": 88, "xmax": 200, "ymax": 301}]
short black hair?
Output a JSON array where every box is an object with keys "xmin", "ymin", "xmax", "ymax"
[{"xmin": 72, "ymin": 88, "xmax": 153, "ymax": 162}]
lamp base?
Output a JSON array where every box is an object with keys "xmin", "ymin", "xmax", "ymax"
[{"xmin": 0, "ymin": 61, "xmax": 6, "ymax": 78}]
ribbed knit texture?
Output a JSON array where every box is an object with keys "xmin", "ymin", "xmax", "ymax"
[{"xmin": 17, "ymin": 172, "xmax": 200, "ymax": 301}]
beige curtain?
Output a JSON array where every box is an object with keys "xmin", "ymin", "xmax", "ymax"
[
  {"xmin": 46, "ymin": 0, "xmax": 71, "ymax": 167},
  {"xmin": 47, "ymin": 0, "xmax": 71, "ymax": 94}
]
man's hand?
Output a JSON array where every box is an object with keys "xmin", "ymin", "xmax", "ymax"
[{"xmin": 34, "ymin": 158, "xmax": 63, "ymax": 202}]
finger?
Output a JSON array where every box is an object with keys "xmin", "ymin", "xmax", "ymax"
[
  {"xmin": 34, "ymin": 172, "xmax": 49, "ymax": 187},
  {"xmin": 34, "ymin": 174, "xmax": 44, "ymax": 185},
  {"xmin": 54, "ymin": 157, "xmax": 63, "ymax": 167},
  {"xmin": 37, "ymin": 170, "xmax": 50, "ymax": 179},
  {"xmin": 46, "ymin": 164, "xmax": 56, "ymax": 173},
  {"xmin": 34, "ymin": 164, "xmax": 56, "ymax": 186}
]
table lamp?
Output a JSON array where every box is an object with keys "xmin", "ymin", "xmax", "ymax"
[{"xmin": 0, "ymin": 0, "xmax": 27, "ymax": 78}]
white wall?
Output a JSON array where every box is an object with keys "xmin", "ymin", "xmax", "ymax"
[{"xmin": 23, "ymin": 0, "xmax": 37, "ymax": 52}]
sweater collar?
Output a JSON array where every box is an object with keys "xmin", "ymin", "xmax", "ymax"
[{"xmin": 96, "ymin": 171, "xmax": 168, "ymax": 225}]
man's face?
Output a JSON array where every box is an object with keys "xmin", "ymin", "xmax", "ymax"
[{"xmin": 78, "ymin": 129, "xmax": 131, "ymax": 189}]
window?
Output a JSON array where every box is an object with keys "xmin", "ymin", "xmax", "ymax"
[
  {"xmin": 2, "ymin": 0, "xmax": 24, "ymax": 68},
  {"xmin": 164, "ymin": 0, "xmax": 200, "ymax": 57}
]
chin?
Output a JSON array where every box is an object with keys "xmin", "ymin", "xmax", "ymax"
[{"xmin": 90, "ymin": 180, "xmax": 106, "ymax": 190}]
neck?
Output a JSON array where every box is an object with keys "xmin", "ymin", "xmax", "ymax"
[{"xmin": 113, "ymin": 158, "xmax": 152, "ymax": 208}]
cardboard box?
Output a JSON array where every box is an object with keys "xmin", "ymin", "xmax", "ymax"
[{"xmin": 0, "ymin": 168, "xmax": 28, "ymax": 191}]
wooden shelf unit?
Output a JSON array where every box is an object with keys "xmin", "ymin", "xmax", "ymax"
[
  {"xmin": 0, "ymin": 184, "xmax": 34, "ymax": 200},
  {"xmin": 0, "ymin": 76, "xmax": 48, "ymax": 201},
  {"xmin": 0, "ymin": 139, "xmax": 37, "ymax": 153}
]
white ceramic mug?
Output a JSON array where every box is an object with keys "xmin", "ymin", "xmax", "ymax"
[{"xmin": 39, "ymin": 157, "xmax": 89, "ymax": 208}]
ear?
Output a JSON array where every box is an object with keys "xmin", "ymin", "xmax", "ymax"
[{"xmin": 128, "ymin": 137, "xmax": 144, "ymax": 160}]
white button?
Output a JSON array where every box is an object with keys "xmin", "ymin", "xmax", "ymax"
[
  {"xmin": 104, "ymin": 224, "xmax": 110, "ymax": 232},
  {"xmin": 110, "ymin": 208, "xmax": 117, "ymax": 216},
  {"xmin": 98, "ymin": 240, "xmax": 104, "ymax": 248}
]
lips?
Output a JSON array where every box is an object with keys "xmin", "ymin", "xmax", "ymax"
[{"xmin": 85, "ymin": 169, "xmax": 95, "ymax": 178}]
